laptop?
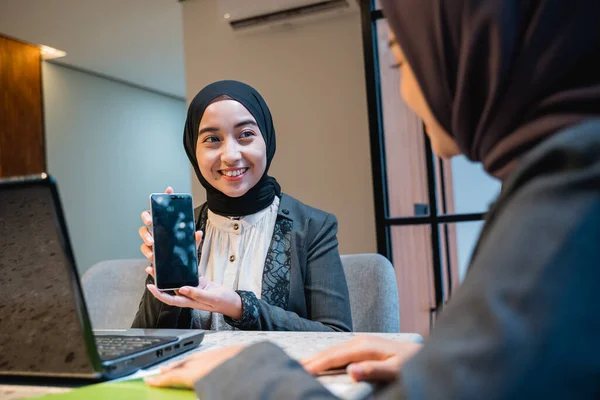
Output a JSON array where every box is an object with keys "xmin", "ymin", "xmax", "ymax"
[{"xmin": 0, "ymin": 174, "xmax": 204, "ymax": 381}]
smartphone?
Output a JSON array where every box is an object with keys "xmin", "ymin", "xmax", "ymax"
[{"xmin": 149, "ymin": 193, "xmax": 199, "ymax": 290}]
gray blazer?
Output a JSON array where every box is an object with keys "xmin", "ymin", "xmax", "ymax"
[
  {"xmin": 132, "ymin": 193, "xmax": 352, "ymax": 332},
  {"xmin": 192, "ymin": 120, "xmax": 600, "ymax": 398}
]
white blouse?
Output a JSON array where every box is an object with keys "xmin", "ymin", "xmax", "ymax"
[{"xmin": 199, "ymin": 196, "xmax": 280, "ymax": 299}]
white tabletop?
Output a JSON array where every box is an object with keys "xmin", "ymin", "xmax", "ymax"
[{"xmin": 0, "ymin": 331, "xmax": 423, "ymax": 400}]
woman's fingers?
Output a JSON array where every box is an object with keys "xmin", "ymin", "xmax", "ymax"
[
  {"xmin": 141, "ymin": 210, "xmax": 152, "ymax": 227},
  {"xmin": 147, "ymin": 284, "xmax": 206, "ymax": 309},
  {"xmin": 301, "ymin": 341, "xmax": 366, "ymax": 374},
  {"xmin": 139, "ymin": 225, "xmax": 153, "ymax": 246},
  {"xmin": 145, "ymin": 368, "xmax": 189, "ymax": 388},
  {"xmin": 140, "ymin": 243, "xmax": 153, "ymax": 262},
  {"xmin": 145, "ymin": 346, "xmax": 245, "ymax": 389},
  {"xmin": 178, "ymin": 286, "xmax": 216, "ymax": 308},
  {"xmin": 195, "ymin": 231, "xmax": 203, "ymax": 249},
  {"xmin": 145, "ymin": 266, "xmax": 155, "ymax": 278},
  {"xmin": 159, "ymin": 358, "xmax": 188, "ymax": 373},
  {"xmin": 165, "ymin": 186, "xmax": 174, "ymax": 194},
  {"xmin": 347, "ymin": 357, "xmax": 401, "ymax": 382},
  {"xmin": 301, "ymin": 337, "xmax": 389, "ymax": 374}
]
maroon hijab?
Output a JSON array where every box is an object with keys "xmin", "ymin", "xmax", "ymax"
[{"xmin": 381, "ymin": 0, "xmax": 600, "ymax": 179}]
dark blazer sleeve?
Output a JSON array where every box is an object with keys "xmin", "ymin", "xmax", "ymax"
[
  {"xmin": 194, "ymin": 342, "xmax": 337, "ymax": 400},
  {"xmin": 225, "ymin": 213, "xmax": 353, "ymax": 332},
  {"xmin": 394, "ymin": 173, "xmax": 600, "ymax": 398},
  {"xmin": 192, "ymin": 195, "xmax": 600, "ymax": 400},
  {"xmin": 131, "ymin": 274, "xmax": 193, "ymax": 329}
]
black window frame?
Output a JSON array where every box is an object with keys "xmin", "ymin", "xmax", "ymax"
[{"xmin": 360, "ymin": 0, "xmax": 486, "ymax": 319}]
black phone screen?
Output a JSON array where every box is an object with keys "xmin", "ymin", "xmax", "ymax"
[{"xmin": 150, "ymin": 193, "xmax": 199, "ymax": 289}]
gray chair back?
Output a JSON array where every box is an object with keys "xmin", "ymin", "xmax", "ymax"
[
  {"xmin": 341, "ymin": 254, "xmax": 400, "ymax": 332},
  {"xmin": 81, "ymin": 259, "xmax": 148, "ymax": 329},
  {"xmin": 82, "ymin": 254, "xmax": 401, "ymax": 332}
]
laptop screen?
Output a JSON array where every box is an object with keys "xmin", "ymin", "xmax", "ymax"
[{"xmin": 0, "ymin": 178, "xmax": 98, "ymax": 377}]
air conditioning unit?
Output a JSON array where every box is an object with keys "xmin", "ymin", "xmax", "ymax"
[{"xmin": 218, "ymin": 0, "xmax": 359, "ymax": 32}]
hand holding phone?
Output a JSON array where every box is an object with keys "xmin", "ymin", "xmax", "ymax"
[
  {"xmin": 139, "ymin": 188, "xmax": 243, "ymax": 319},
  {"xmin": 139, "ymin": 187, "xmax": 200, "ymax": 290},
  {"xmin": 149, "ymin": 191, "xmax": 199, "ymax": 290}
]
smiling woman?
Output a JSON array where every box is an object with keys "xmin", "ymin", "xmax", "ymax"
[{"xmin": 132, "ymin": 80, "xmax": 353, "ymax": 332}]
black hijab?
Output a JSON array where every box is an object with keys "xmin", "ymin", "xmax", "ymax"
[
  {"xmin": 381, "ymin": 0, "xmax": 600, "ymax": 179},
  {"xmin": 183, "ymin": 80, "xmax": 281, "ymax": 216}
]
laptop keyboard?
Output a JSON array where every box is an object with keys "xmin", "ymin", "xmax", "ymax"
[{"xmin": 95, "ymin": 335, "xmax": 178, "ymax": 361}]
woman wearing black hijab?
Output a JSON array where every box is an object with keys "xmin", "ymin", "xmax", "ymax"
[
  {"xmin": 145, "ymin": 1, "xmax": 600, "ymax": 398},
  {"xmin": 133, "ymin": 80, "xmax": 352, "ymax": 333}
]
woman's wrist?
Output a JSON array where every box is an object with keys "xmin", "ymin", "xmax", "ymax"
[{"xmin": 224, "ymin": 292, "xmax": 243, "ymax": 320}]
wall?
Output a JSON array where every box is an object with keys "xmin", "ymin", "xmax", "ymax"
[
  {"xmin": 43, "ymin": 62, "xmax": 190, "ymax": 273},
  {"xmin": 180, "ymin": 1, "xmax": 377, "ymax": 255}
]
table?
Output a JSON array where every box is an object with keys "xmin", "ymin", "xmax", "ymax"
[{"xmin": 0, "ymin": 331, "xmax": 422, "ymax": 400}]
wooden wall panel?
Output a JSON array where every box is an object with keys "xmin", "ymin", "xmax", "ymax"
[
  {"xmin": 376, "ymin": 20, "xmax": 458, "ymax": 336},
  {"xmin": 436, "ymin": 160, "xmax": 460, "ymax": 299},
  {"xmin": 0, "ymin": 35, "xmax": 45, "ymax": 178},
  {"xmin": 376, "ymin": 20, "xmax": 433, "ymax": 336}
]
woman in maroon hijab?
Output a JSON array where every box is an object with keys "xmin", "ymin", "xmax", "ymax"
[{"xmin": 145, "ymin": 1, "xmax": 600, "ymax": 398}]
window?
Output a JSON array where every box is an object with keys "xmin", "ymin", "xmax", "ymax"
[{"xmin": 360, "ymin": 0, "xmax": 500, "ymax": 335}]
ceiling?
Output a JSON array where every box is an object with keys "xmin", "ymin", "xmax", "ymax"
[{"xmin": 0, "ymin": 0, "xmax": 186, "ymax": 98}]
